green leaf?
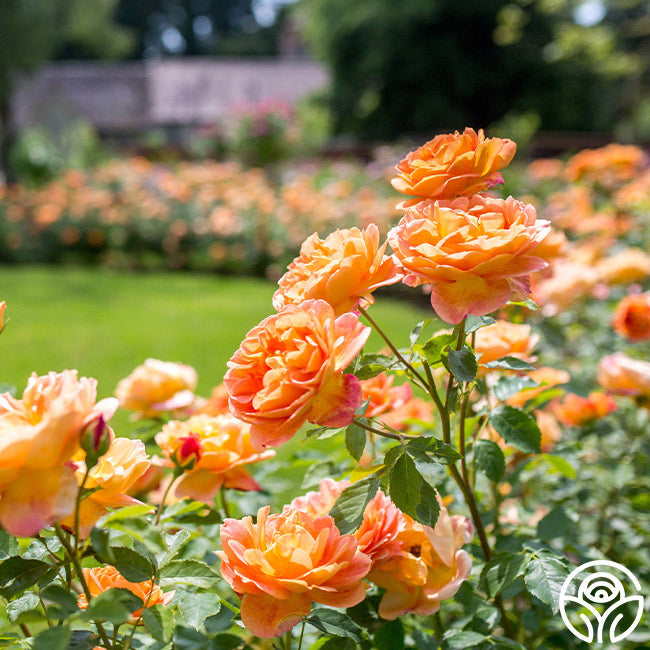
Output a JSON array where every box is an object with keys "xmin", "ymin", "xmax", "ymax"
[
  {"xmin": 484, "ymin": 356, "xmax": 536, "ymax": 371},
  {"xmin": 307, "ymin": 608, "xmax": 363, "ymax": 641},
  {"xmin": 110, "ymin": 545, "xmax": 156, "ymax": 582},
  {"xmin": 489, "ymin": 405, "xmax": 541, "ymax": 454},
  {"xmin": 414, "ymin": 481, "xmax": 440, "ymax": 529},
  {"xmin": 209, "ymin": 633, "xmax": 246, "ymax": 649},
  {"xmin": 481, "ymin": 552, "xmax": 529, "ymax": 598},
  {"xmin": 79, "ymin": 588, "xmax": 143, "ymax": 625},
  {"xmin": 464, "ymin": 315, "xmax": 496, "ymax": 334},
  {"xmin": 410, "ymin": 319, "xmax": 432, "ymax": 345},
  {"xmin": 474, "ymin": 439, "xmax": 506, "ymax": 482},
  {"xmin": 407, "ymin": 437, "xmax": 462, "ymax": 464},
  {"xmin": 158, "ymin": 559, "xmax": 220, "ymax": 588},
  {"xmin": 417, "ymin": 332, "xmax": 454, "ymax": 365},
  {"xmin": 443, "ymin": 629, "xmax": 488, "ymax": 648},
  {"xmin": 173, "ymin": 625, "xmax": 210, "ymax": 650},
  {"xmin": 446, "ymin": 347, "xmax": 478, "ymax": 383},
  {"xmin": 0, "ymin": 532, "xmax": 19, "ymax": 560},
  {"xmin": 388, "ymin": 449, "xmax": 421, "ymax": 515},
  {"xmin": 491, "ymin": 637, "xmax": 528, "ymax": 649},
  {"xmin": 329, "ymin": 474, "xmax": 380, "ymax": 535},
  {"xmin": 524, "ymin": 551, "xmax": 569, "ymax": 614},
  {"xmin": 536, "ymin": 505, "xmax": 574, "ymax": 540},
  {"xmin": 355, "ymin": 353, "xmax": 395, "ymax": 380},
  {"xmin": 177, "ymin": 592, "xmax": 221, "ymax": 630},
  {"xmin": 542, "ymin": 454, "xmax": 576, "ymax": 479},
  {"xmin": 7, "ymin": 593, "xmax": 40, "ymax": 623},
  {"xmin": 32, "ymin": 625, "xmax": 70, "ymax": 650},
  {"xmin": 315, "ymin": 639, "xmax": 357, "ymax": 650},
  {"xmin": 158, "ymin": 529, "xmax": 192, "ymax": 568},
  {"xmin": 0, "ymin": 557, "xmax": 50, "ymax": 599},
  {"xmin": 40, "ymin": 584, "xmax": 79, "ymax": 619},
  {"xmin": 142, "ymin": 603, "xmax": 174, "ymax": 642},
  {"xmin": 374, "ymin": 619, "xmax": 404, "ymax": 650},
  {"xmin": 345, "ymin": 422, "xmax": 367, "ymax": 461},
  {"xmin": 492, "ymin": 375, "xmax": 538, "ymax": 402},
  {"xmin": 97, "ymin": 504, "xmax": 154, "ymax": 526}
]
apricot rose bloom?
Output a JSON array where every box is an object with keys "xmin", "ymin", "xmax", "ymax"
[
  {"xmin": 272, "ymin": 224, "xmax": 401, "ymax": 316},
  {"xmin": 552, "ymin": 391, "xmax": 617, "ymax": 427},
  {"xmin": 218, "ymin": 505, "xmax": 371, "ymax": 638},
  {"xmin": 78, "ymin": 566, "xmax": 174, "ymax": 623},
  {"xmin": 473, "ymin": 320, "xmax": 538, "ymax": 367},
  {"xmin": 360, "ymin": 372, "xmax": 413, "ymax": 419},
  {"xmin": 115, "ymin": 359, "xmax": 198, "ymax": 419},
  {"xmin": 155, "ymin": 413, "xmax": 274, "ymax": 501},
  {"xmin": 391, "ymin": 128, "xmax": 516, "ymax": 201},
  {"xmin": 368, "ymin": 507, "xmax": 473, "ymax": 619},
  {"xmin": 61, "ymin": 437, "xmax": 151, "ymax": 537},
  {"xmin": 388, "ymin": 195, "xmax": 550, "ymax": 323},
  {"xmin": 0, "ymin": 301, "xmax": 5, "ymax": 333},
  {"xmin": 612, "ymin": 293, "xmax": 650, "ymax": 341},
  {"xmin": 289, "ymin": 479, "xmax": 402, "ymax": 565},
  {"xmin": 0, "ymin": 370, "xmax": 118, "ymax": 536},
  {"xmin": 225, "ymin": 299, "xmax": 370, "ymax": 449},
  {"xmin": 597, "ymin": 352, "xmax": 650, "ymax": 402}
]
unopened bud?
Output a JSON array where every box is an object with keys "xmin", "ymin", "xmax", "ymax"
[
  {"xmin": 171, "ymin": 434, "xmax": 202, "ymax": 473},
  {"xmin": 80, "ymin": 415, "xmax": 112, "ymax": 468}
]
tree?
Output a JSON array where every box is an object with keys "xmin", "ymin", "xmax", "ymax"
[
  {"xmin": 0, "ymin": 0, "xmax": 133, "ymax": 179},
  {"xmin": 297, "ymin": 0, "xmax": 643, "ymax": 141}
]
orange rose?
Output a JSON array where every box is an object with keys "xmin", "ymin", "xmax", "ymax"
[
  {"xmin": 380, "ymin": 397, "xmax": 434, "ymax": 431},
  {"xmin": 506, "ymin": 367, "xmax": 570, "ymax": 409},
  {"xmin": 224, "ymin": 300, "xmax": 370, "ymax": 449},
  {"xmin": 289, "ymin": 479, "xmax": 402, "ymax": 565},
  {"xmin": 78, "ymin": 566, "xmax": 174, "ymax": 623},
  {"xmin": 61, "ymin": 437, "xmax": 151, "ymax": 537},
  {"xmin": 597, "ymin": 352, "xmax": 650, "ymax": 401},
  {"xmin": 612, "ymin": 293, "xmax": 650, "ymax": 341},
  {"xmin": 565, "ymin": 144, "xmax": 648, "ymax": 187},
  {"xmin": 218, "ymin": 506, "xmax": 371, "ymax": 638},
  {"xmin": 474, "ymin": 320, "xmax": 538, "ymax": 367},
  {"xmin": 536, "ymin": 410, "xmax": 562, "ymax": 453},
  {"xmin": 115, "ymin": 359, "xmax": 198, "ymax": 419},
  {"xmin": 155, "ymin": 413, "xmax": 275, "ymax": 501},
  {"xmin": 273, "ymin": 225, "xmax": 401, "ymax": 316},
  {"xmin": 0, "ymin": 301, "xmax": 5, "ymax": 333},
  {"xmin": 531, "ymin": 261, "xmax": 599, "ymax": 317},
  {"xmin": 360, "ymin": 373, "xmax": 413, "ymax": 419},
  {"xmin": 289, "ymin": 477, "xmax": 347, "ymax": 518},
  {"xmin": 552, "ymin": 391, "xmax": 617, "ymax": 427},
  {"xmin": 391, "ymin": 128, "xmax": 516, "ymax": 201},
  {"xmin": 388, "ymin": 195, "xmax": 550, "ymax": 323},
  {"xmin": 195, "ymin": 383, "xmax": 231, "ymax": 417},
  {"xmin": 0, "ymin": 370, "xmax": 118, "ymax": 536},
  {"xmin": 368, "ymin": 506, "xmax": 473, "ymax": 619},
  {"xmin": 596, "ymin": 248, "xmax": 650, "ymax": 286}
]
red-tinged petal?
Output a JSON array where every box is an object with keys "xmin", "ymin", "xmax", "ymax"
[{"xmin": 308, "ymin": 373, "xmax": 362, "ymax": 428}]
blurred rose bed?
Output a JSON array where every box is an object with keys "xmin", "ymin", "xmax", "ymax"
[{"xmin": 0, "ymin": 132, "xmax": 649, "ymax": 649}]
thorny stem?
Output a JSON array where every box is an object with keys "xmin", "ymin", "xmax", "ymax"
[
  {"xmin": 358, "ymin": 306, "xmax": 430, "ymax": 392},
  {"xmin": 53, "ymin": 524, "xmax": 114, "ymax": 650},
  {"xmin": 353, "ymin": 417, "xmax": 404, "ymax": 442}
]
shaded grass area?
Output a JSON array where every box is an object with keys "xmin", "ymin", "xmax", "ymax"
[{"xmin": 1, "ymin": 266, "xmax": 428, "ymax": 432}]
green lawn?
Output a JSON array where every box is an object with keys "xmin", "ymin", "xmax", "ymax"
[{"xmin": 1, "ymin": 266, "xmax": 428, "ymax": 405}]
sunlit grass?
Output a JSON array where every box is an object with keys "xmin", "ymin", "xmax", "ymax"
[{"xmin": 1, "ymin": 265, "xmax": 428, "ymax": 405}]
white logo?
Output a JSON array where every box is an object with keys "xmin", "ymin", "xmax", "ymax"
[{"xmin": 559, "ymin": 560, "xmax": 644, "ymax": 644}]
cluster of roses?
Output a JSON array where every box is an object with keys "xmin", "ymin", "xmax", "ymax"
[{"xmin": 212, "ymin": 129, "xmax": 559, "ymax": 637}]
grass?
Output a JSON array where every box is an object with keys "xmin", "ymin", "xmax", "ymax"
[{"xmin": 0, "ymin": 265, "xmax": 428, "ymax": 408}]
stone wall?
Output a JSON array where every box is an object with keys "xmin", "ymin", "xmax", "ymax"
[{"xmin": 11, "ymin": 58, "xmax": 329, "ymax": 133}]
